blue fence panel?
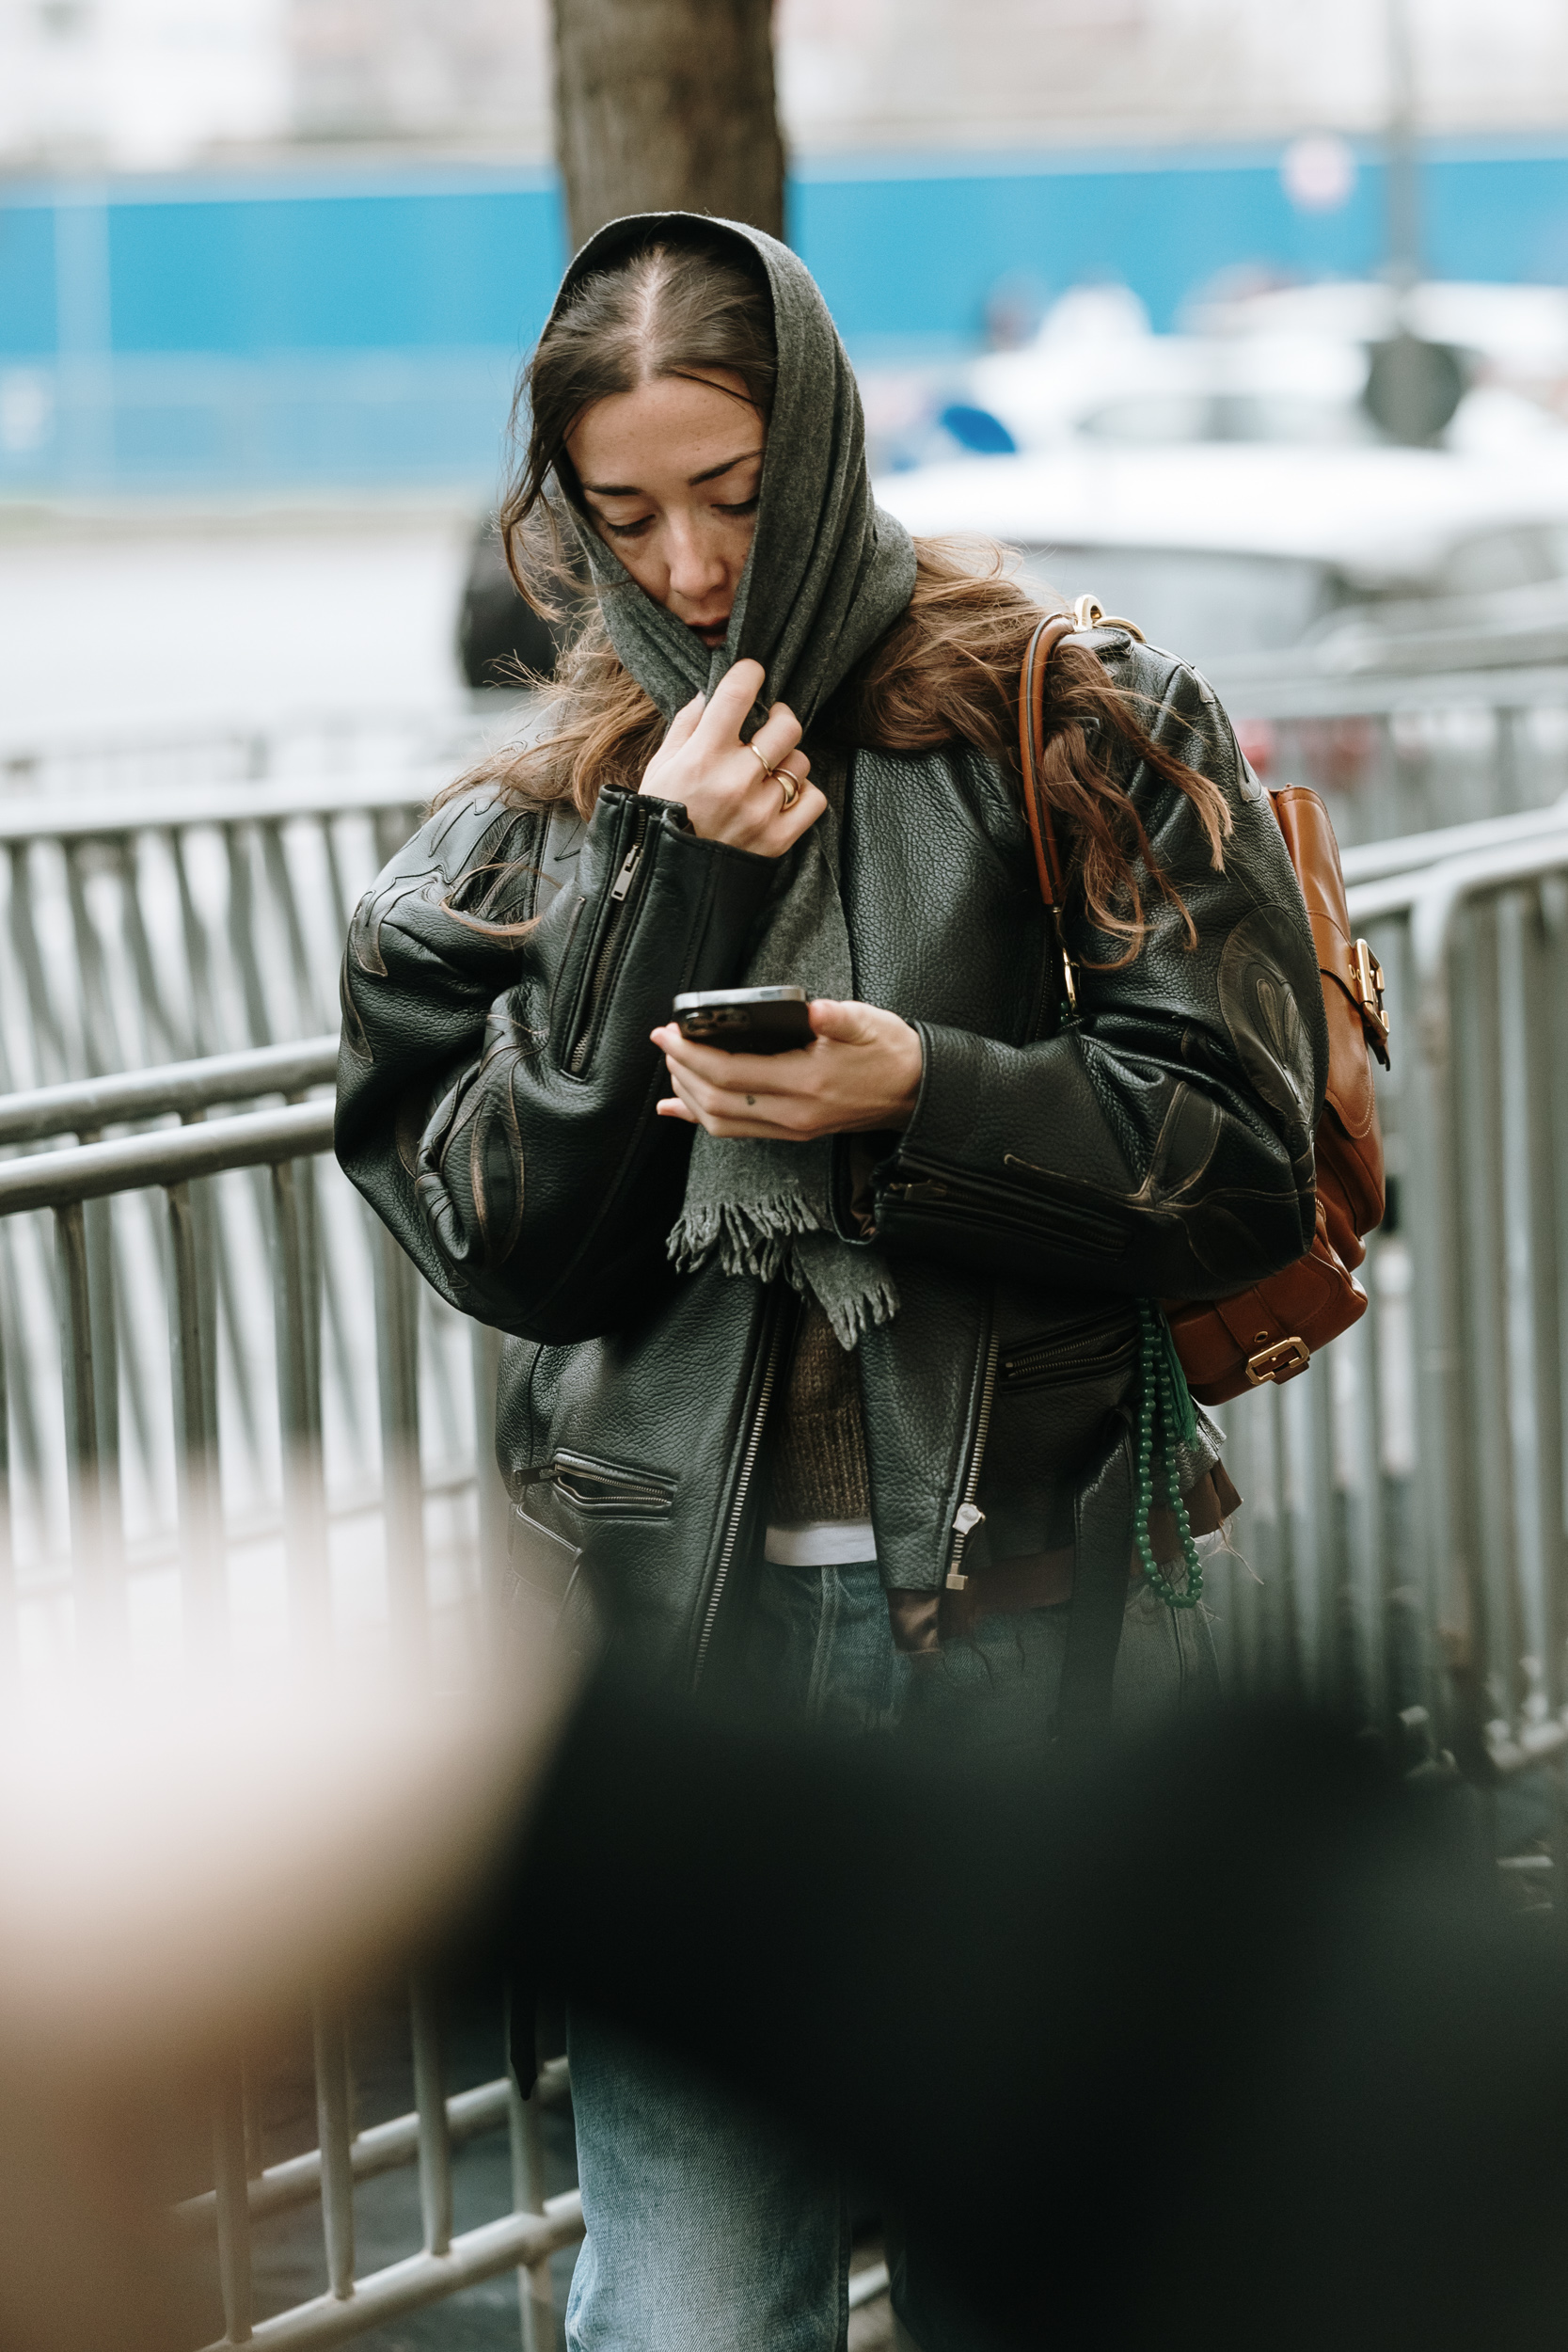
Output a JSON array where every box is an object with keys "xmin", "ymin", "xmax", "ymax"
[{"xmin": 1, "ymin": 137, "xmax": 1566, "ymax": 494}]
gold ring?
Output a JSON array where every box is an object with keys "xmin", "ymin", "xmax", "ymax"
[
  {"xmin": 777, "ymin": 766, "xmax": 800, "ymax": 812},
  {"xmin": 748, "ymin": 743, "xmax": 776, "ymax": 780}
]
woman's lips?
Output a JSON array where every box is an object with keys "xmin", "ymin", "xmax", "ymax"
[{"xmin": 692, "ymin": 617, "xmax": 730, "ymax": 645}]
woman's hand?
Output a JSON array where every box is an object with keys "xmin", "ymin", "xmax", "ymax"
[
  {"xmin": 640, "ymin": 659, "xmax": 827, "ymax": 857},
  {"xmin": 650, "ymin": 999, "xmax": 923, "ymax": 1140}
]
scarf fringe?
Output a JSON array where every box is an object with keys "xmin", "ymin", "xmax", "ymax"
[
  {"xmin": 669, "ymin": 1197, "xmax": 900, "ymax": 1349},
  {"xmin": 800, "ymin": 1267, "xmax": 901, "ymax": 1351},
  {"xmin": 668, "ymin": 1196, "xmax": 824, "ymax": 1283}
]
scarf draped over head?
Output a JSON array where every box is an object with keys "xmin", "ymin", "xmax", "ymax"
[{"xmin": 545, "ymin": 212, "xmax": 917, "ymax": 1346}]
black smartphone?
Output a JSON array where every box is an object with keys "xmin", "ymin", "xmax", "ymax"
[{"xmin": 673, "ymin": 986, "xmax": 815, "ymax": 1055}]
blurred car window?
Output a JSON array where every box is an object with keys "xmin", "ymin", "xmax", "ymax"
[{"xmin": 1018, "ymin": 545, "xmax": 1339, "ymax": 661}]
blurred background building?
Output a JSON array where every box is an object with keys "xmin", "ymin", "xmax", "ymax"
[{"xmin": 6, "ymin": 0, "xmax": 1568, "ymax": 503}]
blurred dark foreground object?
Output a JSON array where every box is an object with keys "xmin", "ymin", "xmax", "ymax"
[
  {"xmin": 498, "ymin": 1682, "xmax": 1568, "ymax": 2352},
  {"xmin": 456, "ymin": 516, "xmax": 587, "ymax": 690},
  {"xmin": 6, "ymin": 1667, "xmax": 1568, "ymax": 2351}
]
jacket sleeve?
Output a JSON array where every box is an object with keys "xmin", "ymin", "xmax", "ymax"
[
  {"xmin": 334, "ymin": 781, "xmax": 777, "ymax": 1343},
  {"xmin": 859, "ymin": 645, "xmax": 1331, "ymax": 1302}
]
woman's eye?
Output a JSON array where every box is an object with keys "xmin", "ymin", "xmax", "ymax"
[
  {"xmin": 718, "ymin": 494, "xmax": 759, "ymax": 519},
  {"xmin": 605, "ymin": 516, "xmax": 654, "ymax": 540}
]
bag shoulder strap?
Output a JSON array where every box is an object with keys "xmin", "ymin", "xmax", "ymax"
[
  {"xmin": 1018, "ymin": 613, "xmax": 1078, "ymax": 912},
  {"xmin": 1018, "ymin": 612, "xmax": 1089, "ymax": 1022}
]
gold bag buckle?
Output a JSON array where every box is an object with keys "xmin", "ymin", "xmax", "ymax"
[
  {"xmin": 1245, "ymin": 1334, "xmax": 1311, "ymax": 1387},
  {"xmin": 1350, "ymin": 939, "xmax": 1391, "ymax": 1068}
]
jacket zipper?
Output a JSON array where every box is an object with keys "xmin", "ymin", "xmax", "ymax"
[
  {"xmin": 569, "ymin": 801, "xmax": 650, "ymax": 1074},
  {"xmin": 1000, "ymin": 1328, "xmax": 1137, "ymax": 1385},
  {"xmin": 543, "ymin": 1455, "xmax": 674, "ymax": 1514},
  {"xmin": 945, "ymin": 1321, "xmax": 1000, "ymax": 1592},
  {"xmin": 882, "ymin": 1155, "xmax": 1127, "ymax": 1257},
  {"xmin": 691, "ymin": 1300, "xmax": 788, "ymax": 1689}
]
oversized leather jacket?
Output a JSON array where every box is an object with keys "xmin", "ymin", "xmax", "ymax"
[{"xmin": 336, "ymin": 632, "xmax": 1328, "ymax": 1687}]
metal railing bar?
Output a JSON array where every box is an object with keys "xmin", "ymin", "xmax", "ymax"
[
  {"xmin": 167, "ymin": 1180, "xmax": 224, "ymax": 1650},
  {"xmin": 116, "ymin": 836, "xmax": 187, "ymax": 1065},
  {"xmin": 8, "ymin": 841, "xmax": 76, "ymax": 1084},
  {"xmin": 174, "ymin": 2063, "xmax": 571, "ymax": 2235},
  {"xmin": 0, "ymin": 1037, "xmax": 338, "ymax": 1147},
  {"xmin": 226, "ymin": 824, "xmax": 275, "ymax": 1052},
  {"xmin": 54, "ymin": 1200, "xmax": 108, "ymax": 1602},
  {"xmin": 409, "ymin": 1980, "xmax": 453, "ymax": 2260},
  {"xmin": 62, "ymin": 839, "xmax": 122, "ymax": 1079},
  {"xmin": 260, "ymin": 820, "xmax": 328, "ymax": 1039},
  {"xmin": 1212, "ymin": 659, "xmax": 1568, "ymax": 721},
  {"xmin": 194, "ymin": 2189, "xmax": 585, "ymax": 2352},
  {"xmin": 0, "ymin": 1101, "xmax": 335, "ymax": 1215},
  {"xmin": 271, "ymin": 1157, "xmax": 327, "ymax": 1646},
  {"xmin": 0, "ymin": 772, "xmax": 436, "ymax": 846},
  {"xmin": 1339, "ymin": 796, "xmax": 1568, "ymax": 889},
  {"xmin": 373, "ymin": 1225, "xmax": 426, "ymax": 1665},
  {"xmin": 509, "ymin": 2069, "xmax": 556, "ymax": 2352},
  {"xmin": 311, "ymin": 2000, "xmax": 357, "ymax": 2300},
  {"xmin": 213, "ymin": 2065, "xmax": 255, "ymax": 2347},
  {"xmin": 1349, "ymin": 831, "xmax": 1568, "ymax": 931},
  {"xmin": 169, "ymin": 824, "xmax": 222, "ymax": 1061}
]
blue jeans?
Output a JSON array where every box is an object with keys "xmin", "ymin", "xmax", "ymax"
[{"xmin": 566, "ymin": 1559, "xmax": 1218, "ymax": 2351}]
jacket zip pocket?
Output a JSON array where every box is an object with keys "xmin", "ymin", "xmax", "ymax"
[
  {"xmin": 882, "ymin": 1155, "xmax": 1128, "ymax": 1258},
  {"xmin": 539, "ymin": 1448, "xmax": 675, "ymax": 1518},
  {"xmin": 946, "ymin": 1321, "xmax": 1000, "ymax": 1593},
  {"xmin": 567, "ymin": 800, "xmax": 652, "ymax": 1074},
  {"xmin": 692, "ymin": 1297, "xmax": 789, "ymax": 1689},
  {"xmin": 999, "ymin": 1312, "xmax": 1138, "ymax": 1390}
]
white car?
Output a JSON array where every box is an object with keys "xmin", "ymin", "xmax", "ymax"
[
  {"xmin": 869, "ymin": 279, "xmax": 1568, "ymax": 472},
  {"xmin": 875, "ymin": 438, "xmax": 1568, "ymax": 669}
]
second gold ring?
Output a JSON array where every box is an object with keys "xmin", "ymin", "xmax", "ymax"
[{"xmin": 776, "ymin": 767, "xmax": 800, "ymax": 811}]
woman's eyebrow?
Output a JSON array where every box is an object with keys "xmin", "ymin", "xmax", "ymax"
[
  {"xmin": 688, "ymin": 448, "xmax": 763, "ymax": 486},
  {"xmin": 581, "ymin": 448, "xmax": 763, "ymax": 499}
]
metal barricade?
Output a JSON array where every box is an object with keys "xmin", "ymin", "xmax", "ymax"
[
  {"xmin": 1214, "ymin": 660, "xmax": 1568, "ymax": 850},
  {"xmin": 1207, "ymin": 824, "xmax": 1568, "ymax": 1793},
  {"xmin": 0, "ymin": 1051, "xmax": 587, "ymax": 2350}
]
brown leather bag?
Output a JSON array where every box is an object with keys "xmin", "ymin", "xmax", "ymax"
[{"xmin": 1018, "ymin": 612, "xmax": 1390, "ymax": 1407}]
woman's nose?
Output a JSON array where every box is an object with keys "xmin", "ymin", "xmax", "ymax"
[{"xmin": 664, "ymin": 516, "xmax": 730, "ymax": 602}]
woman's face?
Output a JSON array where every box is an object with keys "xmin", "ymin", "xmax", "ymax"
[{"xmin": 566, "ymin": 370, "xmax": 764, "ymax": 651}]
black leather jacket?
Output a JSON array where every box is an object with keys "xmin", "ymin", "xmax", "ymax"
[{"xmin": 336, "ymin": 633, "xmax": 1328, "ymax": 1686}]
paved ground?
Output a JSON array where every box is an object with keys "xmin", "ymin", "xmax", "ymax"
[{"xmin": 0, "ymin": 501, "xmax": 474, "ymax": 739}]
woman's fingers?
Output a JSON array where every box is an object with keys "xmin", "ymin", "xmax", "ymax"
[
  {"xmin": 691, "ymin": 660, "xmax": 766, "ymax": 749},
  {"xmin": 762, "ymin": 778, "xmax": 827, "ymax": 856},
  {"xmin": 663, "ymin": 692, "xmax": 705, "ymax": 749},
  {"xmin": 747, "ymin": 700, "xmax": 805, "ymax": 774}
]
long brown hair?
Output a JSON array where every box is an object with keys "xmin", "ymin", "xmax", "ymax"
[{"xmin": 461, "ymin": 230, "xmax": 1231, "ymax": 961}]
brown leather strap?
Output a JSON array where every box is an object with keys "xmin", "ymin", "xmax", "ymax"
[
  {"xmin": 885, "ymin": 1466, "xmax": 1241, "ymax": 1654},
  {"xmin": 1018, "ymin": 613, "xmax": 1078, "ymax": 913}
]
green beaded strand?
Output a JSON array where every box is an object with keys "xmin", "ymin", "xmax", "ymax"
[{"xmin": 1132, "ymin": 1299, "xmax": 1205, "ymax": 1611}]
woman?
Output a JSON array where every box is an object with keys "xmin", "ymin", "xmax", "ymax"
[{"xmin": 337, "ymin": 213, "xmax": 1326, "ymax": 2350}]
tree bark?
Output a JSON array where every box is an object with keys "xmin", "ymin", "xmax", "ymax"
[{"xmin": 550, "ymin": 0, "xmax": 785, "ymax": 251}]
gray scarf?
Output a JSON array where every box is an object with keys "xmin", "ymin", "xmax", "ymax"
[{"xmin": 545, "ymin": 213, "xmax": 917, "ymax": 1346}]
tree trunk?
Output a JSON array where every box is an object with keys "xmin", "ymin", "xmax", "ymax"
[{"xmin": 550, "ymin": 0, "xmax": 785, "ymax": 251}]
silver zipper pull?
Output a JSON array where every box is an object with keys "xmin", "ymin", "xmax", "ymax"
[
  {"xmin": 946, "ymin": 1501, "xmax": 986, "ymax": 1589},
  {"xmin": 609, "ymin": 845, "xmax": 641, "ymax": 902}
]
